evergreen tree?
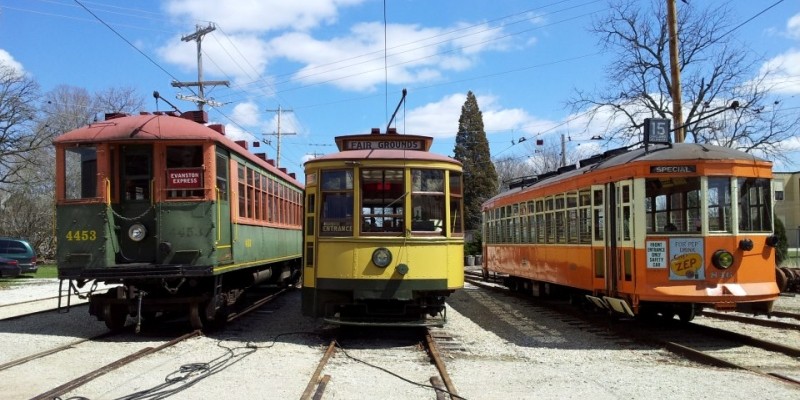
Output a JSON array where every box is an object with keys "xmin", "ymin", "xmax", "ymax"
[{"xmin": 454, "ymin": 91, "xmax": 498, "ymax": 232}]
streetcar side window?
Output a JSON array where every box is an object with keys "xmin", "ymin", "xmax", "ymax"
[
  {"xmin": 360, "ymin": 169, "xmax": 404, "ymax": 234},
  {"xmin": 64, "ymin": 146, "xmax": 98, "ymax": 200},
  {"xmin": 450, "ymin": 172, "xmax": 464, "ymax": 235},
  {"xmin": 320, "ymin": 170, "xmax": 354, "ymax": 236},
  {"xmin": 411, "ymin": 169, "xmax": 445, "ymax": 234},
  {"xmin": 738, "ymin": 178, "xmax": 771, "ymax": 232}
]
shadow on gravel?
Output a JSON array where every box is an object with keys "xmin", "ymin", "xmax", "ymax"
[{"xmin": 445, "ymin": 286, "xmax": 630, "ymax": 350}]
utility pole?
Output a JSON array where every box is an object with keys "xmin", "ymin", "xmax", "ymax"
[
  {"xmin": 265, "ymin": 105, "xmax": 296, "ymax": 168},
  {"xmin": 560, "ymin": 134, "xmax": 567, "ymax": 167},
  {"xmin": 172, "ymin": 23, "xmax": 229, "ymax": 110},
  {"xmin": 667, "ymin": 0, "xmax": 684, "ymax": 143}
]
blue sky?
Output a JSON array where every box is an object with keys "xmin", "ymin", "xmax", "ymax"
[{"xmin": 1, "ymin": 0, "xmax": 799, "ymax": 177}]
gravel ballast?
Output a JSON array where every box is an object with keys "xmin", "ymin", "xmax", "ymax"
[{"xmin": 0, "ymin": 279, "xmax": 798, "ymax": 399}]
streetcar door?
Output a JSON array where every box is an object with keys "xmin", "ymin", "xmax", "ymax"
[
  {"xmin": 603, "ymin": 183, "xmax": 618, "ymax": 294},
  {"xmin": 613, "ymin": 180, "xmax": 635, "ymax": 295},
  {"xmin": 215, "ymin": 150, "xmax": 233, "ymax": 263},
  {"xmin": 118, "ymin": 145, "xmax": 156, "ymax": 263},
  {"xmin": 590, "ymin": 185, "xmax": 608, "ymax": 292}
]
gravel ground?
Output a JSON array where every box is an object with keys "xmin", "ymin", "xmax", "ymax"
[{"xmin": 0, "ymin": 279, "xmax": 799, "ymax": 400}]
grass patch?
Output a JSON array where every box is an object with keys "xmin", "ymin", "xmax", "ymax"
[{"xmin": 0, "ymin": 263, "xmax": 58, "ymax": 288}]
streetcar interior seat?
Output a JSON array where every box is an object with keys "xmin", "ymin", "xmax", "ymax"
[{"xmin": 412, "ymin": 220, "xmax": 435, "ymax": 231}]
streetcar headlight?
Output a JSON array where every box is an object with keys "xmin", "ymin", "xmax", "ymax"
[
  {"xmin": 712, "ymin": 250, "xmax": 734, "ymax": 270},
  {"xmin": 128, "ymin": 223, "xmax": 147, "ymax": 242},
  {"xmin": 372, "ymin": 247, "xmax": 392, "ymax": 268}
]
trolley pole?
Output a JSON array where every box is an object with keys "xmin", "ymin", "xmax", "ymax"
[
  {"xmin": 667, "ymin": 0, "xmax": 685, "ymax": 143},
  {"xmin": 265, "ymin": 105, "xmax": 296, "ymax": 168}
]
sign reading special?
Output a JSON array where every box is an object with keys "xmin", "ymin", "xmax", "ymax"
[
  {"xmin": 669, "ymin": 237, "xmax": 705, "ymax": 280},
  {"xmin": 166, "ymin": 168, "xmax": 203, "ymax": 189},
  {"xmin": 646, "ymin": 240, "xmax": 667, "ymax": 268}
]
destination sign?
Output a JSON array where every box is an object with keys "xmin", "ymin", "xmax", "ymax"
[
  {"xmin": 166, "ymin": 168, "xmax": 203, "ymax": 189},
  {"xmin": 343, "ymin": 140, "xmax": 424, "ymax": 151},
  {"xmin": 650, "ymin": 165, "xmax": 696, "ymax": 173}
]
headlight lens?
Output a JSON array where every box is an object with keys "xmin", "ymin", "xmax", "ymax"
[
  {"xmin": 372, "ymin": 247, "xmax": 392, "ymax": 268},
  {"xmin": 712, "ymin": 249, "xmax": 734, "ymax": 269},
  {"xmin": 128, "ymin": 223, "xmax": 147, "ymax": 242}
]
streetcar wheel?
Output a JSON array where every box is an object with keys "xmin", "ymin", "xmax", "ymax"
[
  {"xmin": 189, "ymin": 303, "xmax": 203, "ymax": 330},
  {"xmin": 103, "ymin": 304, "xmax": 128, "ymax": 331},
  {"xmin": 677, "ymin": 305, "xmax": 695, "ymax": 323}
]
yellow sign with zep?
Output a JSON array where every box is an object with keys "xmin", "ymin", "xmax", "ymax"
[{"xmin": 669, "ymin": 238, "xmax": 705, "ymax": 280}]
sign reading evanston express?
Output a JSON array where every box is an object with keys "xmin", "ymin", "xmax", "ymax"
[{"xmin": 167, "ymin": 168, "xmax": 203, "ymax": 189}]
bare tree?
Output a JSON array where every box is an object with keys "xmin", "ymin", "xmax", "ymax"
[
  {"xmin": 494, "ymin": 155, "xmax": 536, "ymax": 191},
  {"xmin": 40, "ymin": 85, "xmax": 95, "ymax": 134},
  {"xmin": 0, "ymin": 62, "xmax": 44, "ymax": 187},
  {"xmin": 568, "ymin": 0, "xmax": 799, "ymax": 162},
  {"xmin": 94, "ymin": 86, "xmax": 145, "ymax": 115}
]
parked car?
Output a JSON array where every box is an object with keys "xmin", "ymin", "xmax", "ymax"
[
  {"xmin": 0, "ymin": 238, "xmax": 37, "ymax": 274},
  {"xmin": 0, "ymin": 256, "xmax": 21, "ymax": 278}
]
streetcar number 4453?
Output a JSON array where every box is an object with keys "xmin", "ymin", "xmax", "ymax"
[{"xmin": 66, "ymin": 230, "xmax": 97, "ymax": 241}]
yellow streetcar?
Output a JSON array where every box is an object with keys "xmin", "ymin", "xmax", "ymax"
[{"xmin": 301, "ymin": 128, "xmax": 464, "ymax": 326}]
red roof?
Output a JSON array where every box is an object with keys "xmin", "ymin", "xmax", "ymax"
[{"xmin": 53, "ymin": 113, "xmax": 303, "ymax": 188}]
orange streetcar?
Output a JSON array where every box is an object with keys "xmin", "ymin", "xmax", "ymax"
[{"xmin": 482, "ymin": 120, "xmax": 780, "ymax": 321}]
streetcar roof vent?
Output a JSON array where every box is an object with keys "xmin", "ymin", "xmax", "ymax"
[
  {"xmin": 208, "ymin": 124, "xmax": 225, "ymax": 135},
  {"xmin": 280, "ymin": 167, "xmax": 288, "ymax": 174},
  {"xmin": 538, "ymin": 171, "xmax": 558, "ymax": 181},
  {"xmin": 558, "ymin": 165, "xmax": 576, "ymax": 174},
  {"xmin": 508, "ymin": 175, "xmax": 538, "ymax": 190},
  {"xmin": 289, "ymin": 172, "xmax": 296, "ymax": 179},
  {"xmin": 182, "ymin": 110, "xmax": 209, "ymax": 124},
  {"xmin": 578, "ymin": 154, "xmax": 604, "ymax": 168},
  {"xmin": 371, "ymin": 128, "xmax": 381, "ymax": 134},
  {"xmin": 235, "ymin": 140, "xmax": 248, "ymax": 150},
  {"xmin": 105, "ymin": 112, "xmax": 127, "ymax": 120},
  {"xmin": 387, "ymin": 128, "xmax": 398, "ymax": 135},
  {"xmin": 267, "ymin": 159, "xmax": 276, "ymax": 166},
  {"xmin": 602, "ymin": 147, "xmax": 628, "ymax": 159},
  {"xmin": 255, "ymin": 153, "xmax": 267, "ymax": 161}
]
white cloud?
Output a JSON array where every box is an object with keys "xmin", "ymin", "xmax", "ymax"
[
  {"xmin": 759, "ymin": 50, "xmax": 800, "ymax": 95},
  {"xmin": 403, "ymin": 92, "xmax": 557, "ymax": 140},
  {"xmin": 787, "ymin": 13, "xmax": 800, "ymax": 39},
  {"xmin": 269, "ymin": 22, "xmax": 511, "ymax": 92},
  {"xmin": 164, "ymin": 0, "xmax": 365, "ymax": 33},
  {"xmin": 230, "ymin": 101, "xmax": 262, "ymax": 127},
  {"xmin": 157, "ymin": 33, "xmax": 272, "ymax": 86},
  {"xmin": 0, "ymin": 49, "xmax": 25, "ymax": 74}
]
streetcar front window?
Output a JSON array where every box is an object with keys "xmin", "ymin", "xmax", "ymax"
[
  {"xmin": 166, "ymin": 145, "xmax": 204, "ymax": 198},
  {"xmin": 320, "ymin": 170, "xmax": 354, "ymax": 236},
  {"xmin": 708, "ymin": 177, "xmax": 732, "ymax": 232},
  {"xmin": 64, "ymin": 145, "xmax": 97, "ymax": 200},
  {"xmin": 361, "ymin": 169, "xmax": 404, "ymax": 233},
  {"xmin": 738, "ymin": 177, "xmax": 771, "ymax": 232},
  {"xmin": 411, "ymin": 169, "xmax": 445, "ymax": 234},
  {"xmin": 645, "ymin": 177, "xmax": 701, "ymax": 233}
]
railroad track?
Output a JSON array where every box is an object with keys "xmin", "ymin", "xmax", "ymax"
[
  {"xmin": 698, "ymin": 309, "xmax": 800, "ymax": 331},
  {"xmin": 302, "ymin": 327, "xmax": 463, "ymax": 399},
  {"xmin": 464, "ymin": 272, "xmax": 800, "ymax": 388},
  {"xmin": 0, "ymin": 286, "xmax": 291, "ymax": 399},
  {"xmin": 639, "ymin": 321, "xmax": 800, "ymax": 387}
]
